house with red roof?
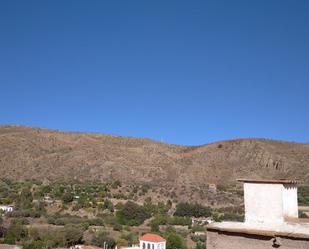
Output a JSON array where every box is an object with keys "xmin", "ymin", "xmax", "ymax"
[{"xmin": 139, "ymin": 234, "xmax": 166, "ymax": 249}]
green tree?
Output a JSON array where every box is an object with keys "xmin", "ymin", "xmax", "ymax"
[
  {"xmin": 174, "ymin": 203, "xmax": 212, "ymax": 217},
  {"xmin": 116, "ymin": 201, "xmax": 151, "ymax": 226},
  {"xmin": 166, "ymin": 233, "xmax": 186, "ymax": 249}
]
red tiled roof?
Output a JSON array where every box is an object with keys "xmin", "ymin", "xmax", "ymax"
[{"xmin": 139, "ymin": 233, "xmax": 166, "ymax": 242}]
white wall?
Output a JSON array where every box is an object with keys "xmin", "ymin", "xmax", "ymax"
[
  {"xmin": 244, "ymin": 182, "xmax": 299, "ymax": 225},
  {"xmin": 282, "ymin": 184, "xmax": 298, "ymax": 219},
  {"xmin": 140, "ymin": 241, "xmax": 166, "ymax": 249},
  {"xmin": 0, "ymin": 205, "xmax": 14, "ymax": 212},
  {"xmin": 244, "ymin": 183, "xmax": 284, "ymax": 224}
]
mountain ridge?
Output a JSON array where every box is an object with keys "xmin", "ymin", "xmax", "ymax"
[
  {"xmin": 1, "ymin": 125, "xmax": 309, "ymax": 189},
  {"xmin": 3, "ymin": 124, "xmax": 307, "ymax": 146}
]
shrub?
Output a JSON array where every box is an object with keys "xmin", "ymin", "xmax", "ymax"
[
  {"xmin": 62, "ymin": 192, "xmax": 74, "ymax": 204},
  {"xmin": 174, "ymin": 203, "xmax": 212, "ymax": 217},
  {"xmin": 113, "ymin": 223, "xmax": 122, "ymax": 231}
]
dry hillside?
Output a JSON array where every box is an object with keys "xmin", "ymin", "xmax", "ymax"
[{"xmin": 1, "ymin": 125, "xmax": 309, "ymax": 188}]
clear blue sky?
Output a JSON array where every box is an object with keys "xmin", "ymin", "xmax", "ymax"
[{"xmin": 1, "ymin": 1, "xmax": 308, "ymax": 145}]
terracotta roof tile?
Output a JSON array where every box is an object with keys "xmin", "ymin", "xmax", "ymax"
[{"xmin": 139, "ymin": 233, "xmax": 166, "ymax": 242}]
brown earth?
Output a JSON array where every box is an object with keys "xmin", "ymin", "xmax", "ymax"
[{"xmin": 1, "ymin": 125, "xmax": 309, "ymax": 188}]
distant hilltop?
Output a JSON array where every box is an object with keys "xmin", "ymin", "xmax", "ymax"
[{"xmin": 1, "ymin": 125, "xmax": 309, "ymax": 190}]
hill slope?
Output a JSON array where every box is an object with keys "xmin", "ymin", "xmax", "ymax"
[{"xmin": 1, "ymin": 125, "xmax": 309, "ymax": 187}]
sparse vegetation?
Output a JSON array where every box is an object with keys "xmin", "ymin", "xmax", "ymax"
[{"xmin": 1, "ymin": 176, "xmax": 307, "ymax": 249}]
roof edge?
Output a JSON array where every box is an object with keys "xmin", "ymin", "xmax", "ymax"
[
  {"xmin": 207, "ymin": 223, "xmax": 309, "ymax": 240},
  {"xmin": 237, "ymin": 179, "xmax": 301, "ymax": 184}
]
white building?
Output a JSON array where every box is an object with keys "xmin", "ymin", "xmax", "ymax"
[
  {"xmin": 192, "ymin": 216, "xmax": 214, "ymax": 225},
  {"xmin": 43, "ymin": 196, "xmax": 54, "ymax": 204},
  {"xmin": 241, "ymin": 179, "xmax": 298, "ymax": 224},
  {"xmin": 139, "ymin": 234, "xmax": 166, "ymax": 249},
  {"xmin": 0, "ymin": 205, "xmax": 14, "ymax": 213}
]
